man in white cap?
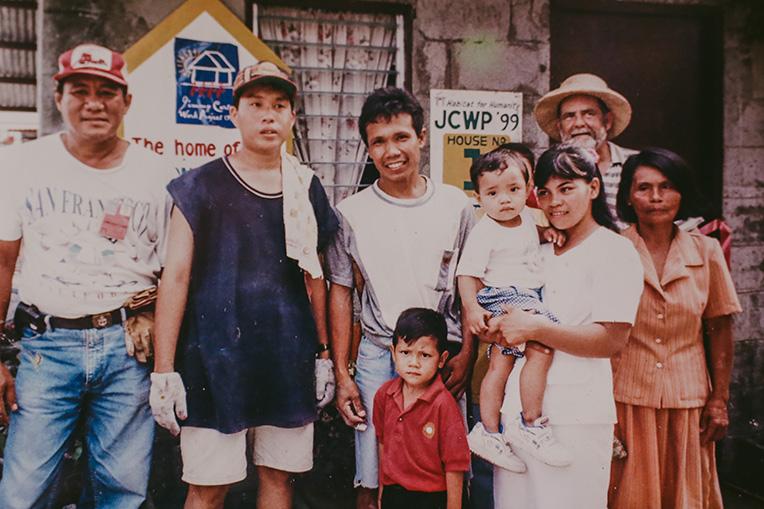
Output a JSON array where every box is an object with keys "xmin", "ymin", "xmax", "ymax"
[
  {"xmin": 0, "ymin": 43, "xmax": 175, "ymax": 508},
  {"xmin": 534, "ymin": 73, "xmax": 636, "ymax": 229}
]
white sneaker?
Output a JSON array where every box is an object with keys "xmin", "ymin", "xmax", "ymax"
[
  {"xmin": 506, "ymin": 414, "xmax": 573, "ymax": 467},
  {"xmin": 468, "ymin": 422, "xmax": 527, "ymax": 473}
]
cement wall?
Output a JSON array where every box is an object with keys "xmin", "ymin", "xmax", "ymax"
[
  {"xmin": 718, "ymin": 0, "xmax": 764, "ymax": 492},
  {"xmin": 412, "ymin": 0, "xmax": 550, "ymax": 172}
]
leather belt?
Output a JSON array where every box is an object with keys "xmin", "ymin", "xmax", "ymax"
[{"xmin": 48, "ymin": 304, "xmax": 154, "ymax": 330}]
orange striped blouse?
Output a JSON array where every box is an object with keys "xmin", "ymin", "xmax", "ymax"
[{"xmin": 612, "ymin": 226, "xmax": 742, "ymax": 409}]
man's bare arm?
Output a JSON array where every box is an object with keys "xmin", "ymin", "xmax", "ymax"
[
  {"xmin": 305, "ymin": 271, "xmax": 330, "ymax": 358},
  {"xmin": 329, "ymin": 282, "xmax": 365, "ymax": 426},
  {"xmin": 153, "ymin": 209, "xmax": 194, "ymax": 373},
  {"xmin": 0, "ymin": 239, "xmax": 21, "ymax": 424}
]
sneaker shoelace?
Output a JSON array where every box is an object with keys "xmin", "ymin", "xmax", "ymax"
[
  {"xmin": 526, "ymin": 424, "xmax": 556, "ymax": 447},
  {"xmin": 491, "ymin": 438, "xmax": 507, "ymax": 453}
]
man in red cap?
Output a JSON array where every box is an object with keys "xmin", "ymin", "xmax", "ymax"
[
  {"xmin": 151, "ymin": 61, "xmax": 338, "ymax": 509},
  {"xmin": 0, "ymin": 43, "xmax": 175, "ymax": 508}
]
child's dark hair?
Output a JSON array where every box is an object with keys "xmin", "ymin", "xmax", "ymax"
[
  {"xmin": 616, "ymin": 147, "xmax": 705, "ymax": 224},
  {"xmin": 469, "ymin": 143, "xmax": 535, "ymax": 192},
  {"xmin": 392, "ymin": 308, "xmax": 448, "ymax": 354},
  {"xmin": 359, "ymin": 87, "xmax": 424, "ymax": 146},
  {"xmin": 535, "ymin": 144, "xmax": 618, "ymax": 231}
]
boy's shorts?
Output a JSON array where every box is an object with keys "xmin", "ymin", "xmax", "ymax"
[
  {"xmin": 381, "ymin": 484, "xmax": 447, "ymax": 509},
  {"xmin": 487, "ymin": 341, "xmax": 526, "ymax": 359},
  {"xmin": 476, "ymin": 286, "xmax": 557, "ymax": 322},
  {"xmin": 479, "ymin": 285, "xmax": 559, "ymax": 358},
  {"xmin": 180, "ymin": 423, "xmax": 314, "ymax": 486}
]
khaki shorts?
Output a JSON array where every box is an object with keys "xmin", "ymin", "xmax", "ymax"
[{"xmin": 180, "ymin": 423, "xmax": 314, "ymax": 486}]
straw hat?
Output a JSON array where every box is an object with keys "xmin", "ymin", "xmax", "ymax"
[{"xmin": 534, "ymin": 73, "xmax": 632, "ymax": 141}]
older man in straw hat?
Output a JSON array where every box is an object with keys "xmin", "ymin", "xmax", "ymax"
[{"xmin": 534, "ymin": 73, "xmax": 635, "ymax": 229}]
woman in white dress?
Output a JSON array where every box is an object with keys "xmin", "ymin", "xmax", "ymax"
[{"xmin": 489, "ymin": 144, "xmax": 644, "ymax": 508}]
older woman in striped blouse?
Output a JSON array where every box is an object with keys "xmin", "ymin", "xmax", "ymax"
[{"xmin": 609, "ymin": 148, "xmax": 742, "ymax": 509}]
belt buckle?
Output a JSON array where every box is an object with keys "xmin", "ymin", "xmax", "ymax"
[{"xmin": 91, "ymin": 312, "xmax": 113, "ymax": 329}]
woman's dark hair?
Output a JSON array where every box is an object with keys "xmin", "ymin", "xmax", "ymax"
[
  {"xmin": 616, "ymin": 147, "xmax": 705, "ymax": 224},
  {"xmin": 359, "ymin": 87, "xmax": 424, "ymax": 146},
  {"xmin": 392, "ymin": 307, "xmax": 448, "ymax": 354},
  {"xmin": 535, "ymin": 144, "xmax": 618, "ymax": 231}
]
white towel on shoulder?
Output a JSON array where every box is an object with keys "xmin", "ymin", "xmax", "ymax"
[{"xmin": 282, "ymin": 151, "xmax": 323, "ymax": 278}]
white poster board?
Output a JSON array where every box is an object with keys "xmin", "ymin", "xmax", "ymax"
[
  {"xmin": 122, "ymin": 0, "xmax": 287, "ymax": 174},
  {"xmin": 429, "ymin": 89, "xmax": 523, "ymax": 193}
]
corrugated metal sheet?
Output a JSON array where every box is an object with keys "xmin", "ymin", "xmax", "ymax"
[
  {"xmin": 0, "ymin": 1, "xmax": 37, "ymax": 111},
  {"xmin": 258, "ymin": 6, "xmax": 400, "ymax": 203}
]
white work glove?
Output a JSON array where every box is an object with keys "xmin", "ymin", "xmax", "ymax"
[
  {"xmin": 149, "ymin": 372, "xmax": 187, "ymax": 436},
  {"xmin": 315, "ymin": 358, "xmax": 335, "ymax": 409}
]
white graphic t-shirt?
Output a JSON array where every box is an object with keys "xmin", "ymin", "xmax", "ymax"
[{"xmin": 0, "ymin": 133, "xmax": 175, "ymax": 317}]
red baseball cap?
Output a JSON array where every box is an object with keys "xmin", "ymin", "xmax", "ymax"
[
  {"xmin": 54, "ymin": 44, "xmax": 128, "ymax": 87},
  {"xmin": 233, "ymin": 61, "xmax": 296, "ymax": 102}
]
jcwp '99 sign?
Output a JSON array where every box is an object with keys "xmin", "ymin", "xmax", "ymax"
[{"xmin": 430, "ymin": 89, "xmax": 523, "ymax": 193}]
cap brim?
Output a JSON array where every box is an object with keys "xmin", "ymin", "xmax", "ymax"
[
  {"xmin": 53, "ymin": 68, "xmax": 127, "ymax": 87},
  {"xmin": 234, "ymin": 75, "xmax": 297, "ymax": 101},
  {"xmin": 534, "ymin": 89, "xmax": 632, "ymax": 140}
]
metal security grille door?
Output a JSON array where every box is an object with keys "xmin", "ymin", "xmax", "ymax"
[
  {"xmin": 0, "ymin": 1, "xmax": 36, "ymax": 112},
  {"xmin": 256, "ymin": 5, "xmax": 403, "ymax": 203},
  {"xmin": 551, "ymin": 0, "xmax": 723, "ymax": 218},
  {"xmin": 0, "ymin": 0, "xmax": 37, "ymax": 143}
]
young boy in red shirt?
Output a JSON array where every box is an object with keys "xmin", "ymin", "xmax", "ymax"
[{"xmin": 373, "ymin": 308, "xmax": 471, "ymax": 509}]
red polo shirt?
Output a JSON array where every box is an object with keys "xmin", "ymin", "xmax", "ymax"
[{"xmin": 373, "ymin": 375, "xmax": 470, "ymax": 492}]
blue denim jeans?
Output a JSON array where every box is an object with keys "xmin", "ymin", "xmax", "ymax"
[
  {"xmin": 0, "ymin": 324, "xmax": 154, "ymax": 509},
  {"xmin": 354, "ymin": 337, "xmax": 396, "ymax": 489},
  {"xmin": 468, "ymin": 403, "xmax": 494, "ymax": 509}
]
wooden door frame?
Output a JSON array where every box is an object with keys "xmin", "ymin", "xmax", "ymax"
[{"xmin": 550, "ymin": 0, "xmax": 724, "ymax": 218}]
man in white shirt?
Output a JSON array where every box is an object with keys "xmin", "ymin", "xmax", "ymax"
[
  {"xmin": 327, "ymin": 87, "xmax": 476, "ymax": 508},
  {"xmin": 0, "ymin": 44, "xmax": 174, "ymax": 509}
]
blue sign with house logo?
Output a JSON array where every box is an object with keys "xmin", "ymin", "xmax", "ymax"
[{"xmin": 174, "ymin": 37, "xmax": 239, "ymax": 128}]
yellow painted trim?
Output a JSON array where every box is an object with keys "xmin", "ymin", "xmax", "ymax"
[
  {"xmin": 206, "ymin": 1, "xmax": 290, "ymax": 72},
  {"xmin": 123, "ymin": 0, "xmax": 289, "ymax": 73}
]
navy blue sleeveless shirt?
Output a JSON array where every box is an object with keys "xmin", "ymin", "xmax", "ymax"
[{"xmin": 167, "ymin": 157, "xmax": 339, "ymax": 433}]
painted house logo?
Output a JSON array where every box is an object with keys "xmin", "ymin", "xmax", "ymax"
[
  {"xmin": 189, "ymin": 50, "xmax": 235, "ymax": 87},
  {"xmin": 175, "ymin": 37, "xmax": 239, "ymax": 128}
]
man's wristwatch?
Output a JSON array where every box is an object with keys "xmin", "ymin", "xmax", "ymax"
[{"xmin": 316, "ymin": 343, "xmax": 331, "ymax": 356}]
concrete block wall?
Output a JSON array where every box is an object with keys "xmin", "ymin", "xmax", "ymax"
[
  {"xmin": 717, "ymin": 0, "xmax": 764, "ymax": 491},
  {"xmin": 411, "ymin": 0, "xmax": 550, "ymax": 173}
]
